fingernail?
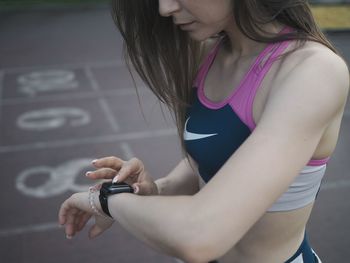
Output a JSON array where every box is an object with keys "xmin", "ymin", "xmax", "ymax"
[
  {"xmin": 66, "ymin": 235, "xmax": 73, "ymax": 239},
  {"xmin": 134, "ymin": 185, "xmax": 139, "ymax": 194},
  {"xmin": 92, "ymin": 159, "xmax": 98, "ymax": 165},
  {"xmin": 85, "ymin": 171, "xmax": 92, "ymax": 177},
  {"xmin": 112, "ymin": 175, "xmax": 119, "ymax": 184}
]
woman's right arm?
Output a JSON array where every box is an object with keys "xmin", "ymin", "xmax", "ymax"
[{"xmin": 155, "ymin": 157, "xmax": 200, "ymax": 196}]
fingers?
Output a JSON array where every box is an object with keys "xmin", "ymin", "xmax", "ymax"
[
  {"xmin": 58, "ymin": 196, "xmax": 74, "ymax": 225},
  {"xmin": 88, "ymin": 216, "xmax": 114, "ymax": 239},
  {"xmin": 89, "ymin": 157, "xmax": 151, "ymax": 195},
  {"xmin": 65, "ymin": 208, "xmax": 79, "ymax": 239},
  {"xmin": 86, "ymin": 167, "xmax": 117, "ymax": 180},
  {"xmin": 113, "ymin": 158, "xmax": 144, "ymax": 184},
  {"xmin": 58, "ymin": 192, "xmax": 114, "ymax": 240},
  {"xmin": 58, "ymin": 193, "xmax": 92, "ymax": 239},
  {"xmin": 88, "ymin": 224, "xmax": 104, "ymax": 239},
  {"xmin": 132, "ymin": 181, "xmax": 158, "ymax": 195},
  {"xmin": 92, "ymin": 156, "xmax": 125, "ymax": 170},
  {"xmin": 66, "ymin": 210, "xmax": 90, "ymax": 239},
  {"xmin": 76, "ymin": 212, "xmax": 92, "ymax": 232},
  {"xmin": 131, "ymin": 183, "xmax": 142, "ymax": 195}
]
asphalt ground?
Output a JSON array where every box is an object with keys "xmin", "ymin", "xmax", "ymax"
[{"xmin": 0, "ymin": 6, "xmax": 349, "ymax": 263}]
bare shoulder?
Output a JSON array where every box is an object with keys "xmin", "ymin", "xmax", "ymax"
[
  {"xmin": 272, "ymin": 41, "xmax": 349, "ymax": 107},
  {"xmin": 259, "ymin": 40, "xmax": 350, "ymax": 134},
  {"xmin": 280, "ymin": 41, "xmax": 349, "ymax": 86}
]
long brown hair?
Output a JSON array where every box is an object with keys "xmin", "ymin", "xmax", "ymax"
[{"xmin": 111, "ymin": 0, "xmax": 339, "ymax": 154}]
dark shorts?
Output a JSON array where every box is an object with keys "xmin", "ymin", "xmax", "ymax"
[{"xmin": 285, "ymin": 232, "xmax": 321, "ymax": 263}]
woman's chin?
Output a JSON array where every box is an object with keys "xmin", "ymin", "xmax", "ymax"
[{"xmin": 186, "ymin": 31, "xmax": 214, "ymax": 42}]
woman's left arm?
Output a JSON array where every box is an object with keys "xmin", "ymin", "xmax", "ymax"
[{"xmin": 59, "ymin": 53, "xmax": 349, "ymax": 263}]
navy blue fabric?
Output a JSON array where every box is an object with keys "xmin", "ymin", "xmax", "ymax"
[
  {"xmin": 185, "ymin": 90, "xmax": 251, "ymax": 183},
  {"xmin": 285, "ymin": 232, "xmax": 318, "ymax": 263}
]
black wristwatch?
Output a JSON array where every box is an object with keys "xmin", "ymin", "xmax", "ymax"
[{"xmin": 99, "ymin": 182, "xmax": 134, "ymax": 217}]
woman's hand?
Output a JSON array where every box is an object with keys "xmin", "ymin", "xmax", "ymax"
[
  {"xmin": 86, "ymin": 156, "xmax": 158, "ymax": 196},
  {"xmin": 58, "ymin": 190, "xmax": 114, "ymax": 239}
]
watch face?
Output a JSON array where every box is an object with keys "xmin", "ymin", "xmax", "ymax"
[{"xmin": 101, "ymin": 182, "xmax": 134, "ymax": 195}]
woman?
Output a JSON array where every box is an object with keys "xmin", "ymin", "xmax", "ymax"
[{"xmin": 58, "ymin": 1, "xmax": 349, "ymax": 262}]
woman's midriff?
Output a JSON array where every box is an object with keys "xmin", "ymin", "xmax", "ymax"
[{"xmin": 217, "ymin": 202, "xmax": 315, "ymax": 263}]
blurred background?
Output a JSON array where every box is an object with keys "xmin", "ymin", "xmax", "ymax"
[{"xmin": 0, "ymin": 1, "xmax": 349, "ymax": 262}]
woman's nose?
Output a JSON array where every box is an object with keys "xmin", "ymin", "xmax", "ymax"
[{"xmin": 158, "ymin": 0, "xmax": 181, "ymax": 17}]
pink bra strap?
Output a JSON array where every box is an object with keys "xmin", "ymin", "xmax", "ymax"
[
  {"xmin": 193, "ymin": 26, "xmax": 292, "ymax": 88},
  {"xmin": 227, "ymin": 39, "xmax": 292, "ymax": 131},
  {"xmin": 307, "ymin": 157, "xmax": 330, "ymax": 166}
]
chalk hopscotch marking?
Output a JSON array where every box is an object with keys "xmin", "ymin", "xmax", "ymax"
[
  {"xmin": 17, "ymin": 70, "xmax": 78, "ymax": 97},
  {"xmin": 84, "ymin": 66, "xmax": 120, "ymax": 132},
  {"xmin": 0, "ymin": 129, "xmax": 177, "ymax": 153},
  {"xmin": 16, "ymin": 107, "xmax": 91, "ymax": 131},
  {"xmin": 2, "ymin": 59, "xmax": 124, "ymax": 74},
  {"xmin": 16, "ymin": 158, "xmax": 97, "ymax": 198}
]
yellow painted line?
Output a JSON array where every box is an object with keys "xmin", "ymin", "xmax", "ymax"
[{"xmin": 311, "ymin": 5, "xmax": 350, "ymax": 29}]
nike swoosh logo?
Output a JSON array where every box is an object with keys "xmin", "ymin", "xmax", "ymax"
[{"xmin": 184, "ymin": 117, "xmax": 218, "ymax": 141}]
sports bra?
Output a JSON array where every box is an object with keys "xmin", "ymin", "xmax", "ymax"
[{"xmin": 184, "ymin": 28, "xmax": 330, "ymax": 212}]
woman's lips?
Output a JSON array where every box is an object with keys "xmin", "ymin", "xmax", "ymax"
[{"xmin": 177, "ymin": 21, "xmax": 195, "ymax": 30}]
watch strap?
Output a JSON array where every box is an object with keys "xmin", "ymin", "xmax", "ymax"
[{"xmin": 99, "ymin": 193, "xmax": 112, "ymax": 218}]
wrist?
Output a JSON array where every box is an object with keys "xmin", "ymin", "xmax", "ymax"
[{"xmin": 88, "ymin": 186, "xmax": 114, "ymax": 220}]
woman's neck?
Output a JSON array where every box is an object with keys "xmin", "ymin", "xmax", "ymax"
[{"xmin": 223, "ymin": 20, "xmax": 284, "ymax": 58}]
